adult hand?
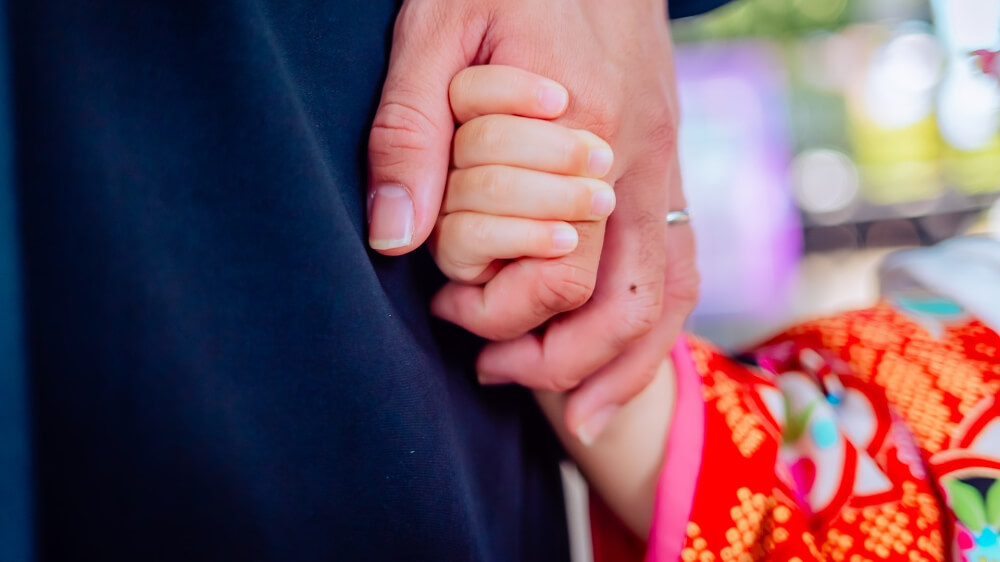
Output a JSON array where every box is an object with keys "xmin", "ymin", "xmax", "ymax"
[{"xmin": 367, "ymin": 0, "xmax": 699, "ymax": 444}]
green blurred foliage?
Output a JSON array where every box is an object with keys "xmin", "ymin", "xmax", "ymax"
[{"xmin": 673, "ymin": 0, "xmax": 852, "ymax": 42}]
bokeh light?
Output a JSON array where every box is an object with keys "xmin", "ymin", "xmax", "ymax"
[
  {"xmin": 673, "ymin": 0, "xmax": 1000, "ymax": 346},
  {"xmin": 792, "ymin": 148, "xmax": 860, "ymax": 215}
]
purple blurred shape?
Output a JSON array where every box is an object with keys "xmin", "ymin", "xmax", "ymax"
[{"xmin": 675, "ymin": 41, "xmax": 803, "ymax": 321}]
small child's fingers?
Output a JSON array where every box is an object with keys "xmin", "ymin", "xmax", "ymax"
[
  {"xmin": 444, "ymin": 166, "xmax": 615, "ymax": 222},
  {"xmin": 432, "ymin": 212, "xmax": 579, "ymax": 283},
  {"xmin": 450, "ymin": 65, "xmax": 569, "ymax": 124},
  {"xmin": 454, "ymin": 115, "xmax": 613, "ymax": 178}
]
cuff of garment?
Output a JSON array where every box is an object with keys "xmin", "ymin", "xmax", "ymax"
[
  {"xmin": 644, "ymin": 335, "xmax": 706, "ymax": 562},
  {"xmin": 589, "ymin": 335, "xmax": 706, "ymax": 562}
]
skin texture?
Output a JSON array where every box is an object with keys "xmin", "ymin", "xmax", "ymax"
[
  {"xmin": 367, "ymin": 0, "xmax": 698, "ymax": 442},
  {"xmin": 431, "ymin": 66, "xmax": 615, "ymax": 317},
  {"xmin": 437, "ymin": 65, "xmax": 674, "ymax": 537},
  {"xmin": 535, "ymin": 359, "xmax": 674, "ymax": 538}
]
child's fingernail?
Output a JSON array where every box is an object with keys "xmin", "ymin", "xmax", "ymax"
[
  {"xmin": 590, "ymin": 190, "xmax": 616, "ymax": 218},
  {"xmin": 539, "ymin": 84, "xmax": 568, "ymax": 114},
  {"xmin": 551, "ymin": 225, "xmax": 579, "ymax": 252},
  {"xmin": 368, "ymin": 184, "xmax": 414, "ymax": 250},
  {"xmin": 577, "ymin": 404, "xmax": 619, "ymax": 447},
  {"xmin": 587, "ymin": 148, "xmax": 614, "ymax": 177}
]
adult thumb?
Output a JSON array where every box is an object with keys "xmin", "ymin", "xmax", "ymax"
[{"xmin": 367, "ymin": 4, "xmax": 474, "ymax": 255}]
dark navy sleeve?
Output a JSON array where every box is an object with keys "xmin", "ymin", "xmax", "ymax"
[
  {"xmin": 9, "ymin": 2, "xmax": 568, "ymax": 561},
  {"xmin": 0, "ymin": 0, "xmax": 33, "ymax": 560},
  {"xmin": 671, "ymin": 0, "xmax": 733, "ymax": 19},
  {"xmin": 5, "ymin": 1, "xmax": 729, "ymax": 560}
]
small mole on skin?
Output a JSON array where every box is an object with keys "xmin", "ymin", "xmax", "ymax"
[{"xmin": 629, "ymin": 284, "xmax": 637, "ymax": 293}]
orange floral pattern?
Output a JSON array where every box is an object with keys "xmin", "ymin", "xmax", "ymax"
[
  {"xmin": 666, "ymin": 303, "xmax": 999, "ymax": 561},
  {"xmin": 591, "ymin": 302, "xmax": 1000, "ymax": 562}
]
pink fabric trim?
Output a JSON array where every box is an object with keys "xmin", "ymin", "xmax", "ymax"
[{"xmin": 645, "ymin": 335, "xmax": 705, "ymax": 562}]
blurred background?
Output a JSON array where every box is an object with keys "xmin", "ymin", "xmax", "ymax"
[
  {"xmin": 673, "ymin": 0, "xmax": 1000, "ymax": 348},
  {"xmin": 569, "ymin": 5, "xmax": 999, "ymax": 557}
]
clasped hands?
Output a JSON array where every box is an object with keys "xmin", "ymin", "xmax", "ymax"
[{"xmin": 366, "ymin": 0, "xmax": 698, "ymax": 444}]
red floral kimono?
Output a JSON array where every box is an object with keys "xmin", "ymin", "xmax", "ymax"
[{"xmin": 593, "ymin": 238, "xmax": 1000, "ymax": 562}]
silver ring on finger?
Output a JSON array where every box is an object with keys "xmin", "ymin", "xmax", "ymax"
[{"xmin": 666, "ymin": 209, "xmax": 690, "ymax": 226}]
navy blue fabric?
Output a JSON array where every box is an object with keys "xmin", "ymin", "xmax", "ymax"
[
  {"xmin": 670, "ymin": 0, "xmax": 733, "ymax": 19},
  {"xmin": 5, "ymin": 1, "xmax": 725, "ymax": 560},
  {"xmin": 0, "ymin": 0, "xmax": 33, "ymax": 560}
]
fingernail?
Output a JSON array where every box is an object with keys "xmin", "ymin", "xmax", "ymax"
[
  {"xmin": 368, "ymin": 184, "xmax": 414, "ymax": 250},
  {"xmin": 577, "ymin": 405, "xmax": 619, "ymax": 447},
  {"xmin": 551, "ymin": 225, "xmax": 579, "ymax": 252},
  {"xmin": 539, "ymin": 84, "xmax": 568, "ymax": 114},
  {"xmin": 587, "ymin": 148, "xmax": 614, "ymax": 177},
  {"xmin": 590, "ymin": 189, "xmax": 616, "ymax": 218}
]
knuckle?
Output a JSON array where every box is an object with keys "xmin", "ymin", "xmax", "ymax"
[
  {"xmin": 644, "ymin": 106, "xmax": 679, "ymax": 153},
  {"xmin": 477, "ymin": 166, "xmax": 506, "ymax": 204},
  {"xmin": 668, "ymin": 266, "xmax": 701, "ymax": 314},
  {"xmin": 452, "ymin": 265, "xmax": 485, "ymax": 284},
  {"xmin": 451, "ymin": 66, "xmax": 476, "ymax": 94},
  {"xmin": 435, "ymin": 215, "xmax": 483, "ymax": 283},
  {"xmin": 676, "ymin": 274, "xmax": 701, "ymax": 308},
  {"xmin": 435, "ymin": 255, "xmax": 467, "ymax": 282},
  {"xmin": 572, "ymin": 85, "xmax": 621, "ymax": 139},
  {"xmin": 449, "ymin": 67, "xmax": 479, "ymax": 111},
  {"xmin": 369, "ymin": 100, "xmax": 439, "ymax": 162},
  {"xmin": 529, "ymin": 367, "xmax": 584, "ymax": 393},
  {"xmin": 534, "ymin": 261, "xmax": 597, "ymax": 314},
  {"xmin": 466, "ymin": 213, "xmax": 492, "ymax": 247},
  {"xmin": 547, "ymin": 372, "xmax": 583, "ymax": 393},
  {"xmin": 394, "ymin": 0, "xmax": 450, "ymax": 39},
  {"xmin": 483, "ymin": 326, "xmax": 523, "ymax": 342},
  {"xmin": 469, "ymin": 115, "xmax": 508, "ymax": 153},
  {"xmin": 443, "ymin": 168, "xmax": 466, "ymax": 211}
]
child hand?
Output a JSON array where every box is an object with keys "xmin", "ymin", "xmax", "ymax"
[{"xmin": 429, "ymin": 65, "xmax": 616, "ymax": 338}]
